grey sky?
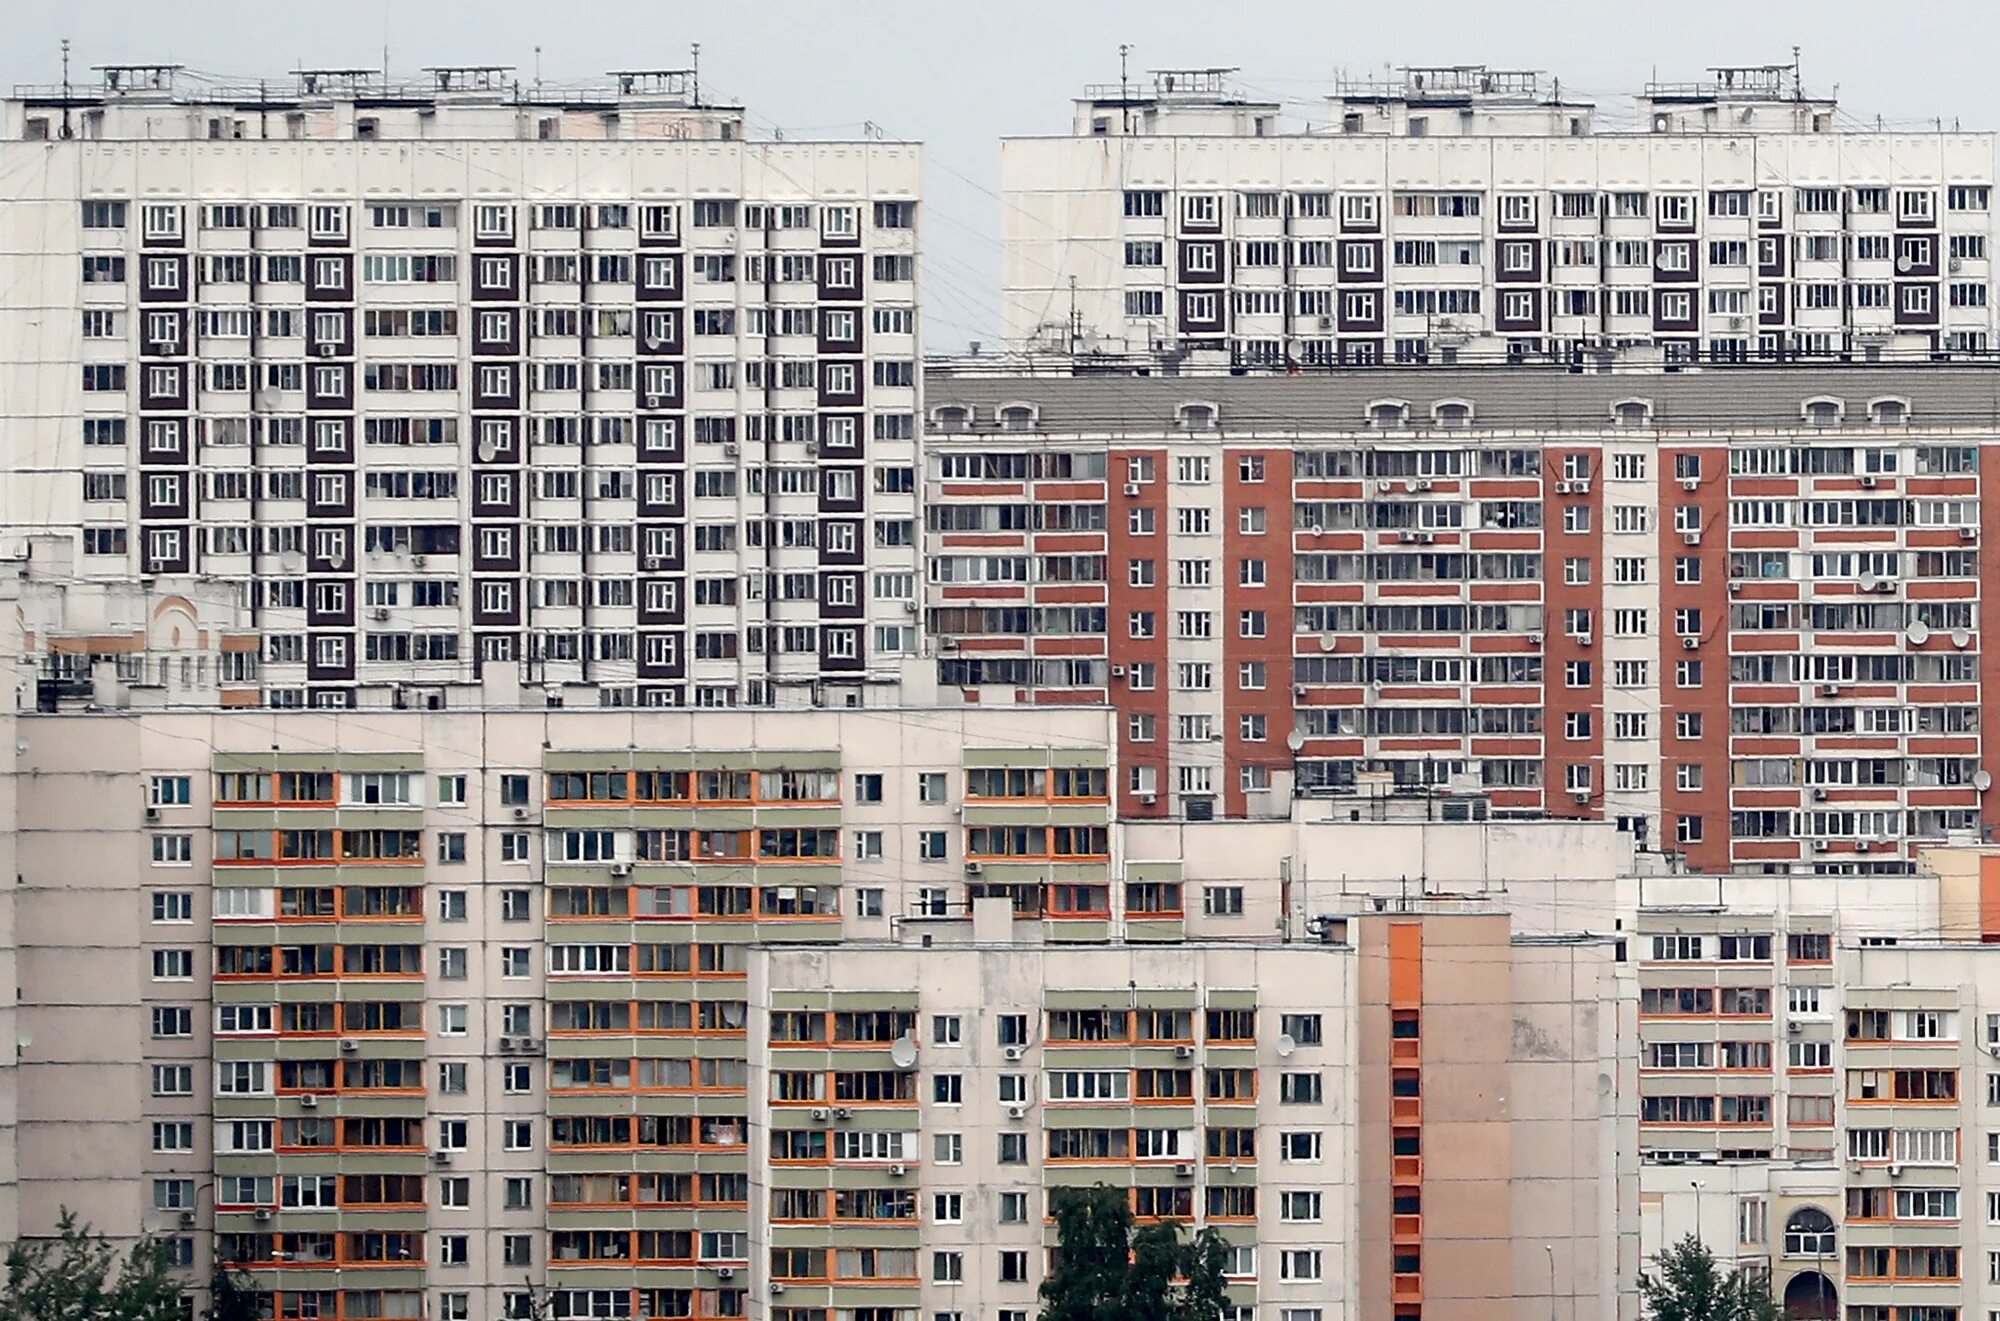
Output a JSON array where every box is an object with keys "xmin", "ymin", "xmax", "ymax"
[{"xmin": 8, "ymin": 0, "xmax": 1996, "ymax": 347}]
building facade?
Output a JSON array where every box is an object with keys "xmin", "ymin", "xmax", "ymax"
[
  {"xmin": 7, "ymin": 704, "xmax": 1115, "ymax": 1321},
  {"xmin": 1002, "ymin": 66, "xmax": 1995, "ymax": 365},
  {"xmin": 749, "ymin": 911, "xmax": 1634, "ymax": 1321},
  {"xmin": 922, "ymin": 365, "xmax": 2000, "ymax": 873},
  {"xmin": 0, "ymin": 65, "xmax": 922, "ymax": 710}
]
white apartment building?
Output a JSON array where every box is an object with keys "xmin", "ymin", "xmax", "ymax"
[
  {"xmin": 0, "ymin": 63, "xmax": 922, "ymax": 710},
  {"xmin": 1002, "ymin": 65, "xmax": 1995, "ymax": 366}
]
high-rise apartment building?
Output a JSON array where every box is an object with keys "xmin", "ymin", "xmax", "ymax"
[
  {"xmin": 0, "ymin": 64, "xmax": 923, "ymax": 710},
  {"xmin": 0, "ymin": 700, "xmax": 1643, "ymax": 1321},
  {"xmin": 922, "ymin": 364, "xmax": 2000, "ymax": 872},
  {"xmin": 1001, "ymin": 65, "xmax": 1995, "ymax": 366},
  {"xmin": 5, "ymin": 703, "xmax": 1116, "ymax": 1321}
]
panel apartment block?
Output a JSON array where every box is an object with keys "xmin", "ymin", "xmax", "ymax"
[
  {"xmin": 7, "ymin": 704, "xmax": 1117, "ymax": 1321},
  {"xmin": 0, "ymin": 66, "xmax": 922, "ymax": 709},
  {"xmin": 923, "ymin": 365, "xmax": 2000, "ymax": 874},
  {"xmin": 1002, "ymin": 67, "xmax": 1994, "ymax": 367}
]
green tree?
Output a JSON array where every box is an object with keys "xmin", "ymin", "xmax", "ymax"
[
  {"xmin": 1641, "ymin": 1234, "xmax": 1781, "ymax": 1321},
  {"xmin": 0, "ymin": 1211, "xmax": 185, "ymax": 1321},
  {"xmin": 1040, "ymin": 1185, "xmax": 1230, "ymax": 1321}
]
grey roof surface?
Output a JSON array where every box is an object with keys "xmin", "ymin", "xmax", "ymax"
[{"xmin": 923, "ymin": 363, "xmax": 2000, "ymax": 435}]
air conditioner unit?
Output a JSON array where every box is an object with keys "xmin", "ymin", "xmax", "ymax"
[
  {"xmin": 888, "ymin": 1163, "xmax": 908, "ymax": 1177},
  {"xmin": 516, "ymin": 1037, "xmax": 541, "ymax": 1054},
  {"xmin": 609, "ymin": 861, "xmax": 633, "ymax": 877},
  {"xmin": 1007, "ymin": 1103, "xmax": 1028, "ymax": 1120},
  {"xmin": 1727, "ymin": 581, "xmax": 1742, "ymax": 594},
  {"xmin": 369, "ymin": 607, "xmax": 390, "ymax": 622},
  {"xmin": 1529, "ymin": 632, "xmax": 1543, "ymax": 644},
  {"xmin": 339, "ymin": 1037, "xmax": 359, "ymax": 1053},
  {"xmin": 1555, "ymin": 480, "xmax": 1573, "ymax": 495},
  {"xmin": 1415, "ymin": 531, "xmax": 1435, "ymax": 545},
  {"xmin": 1887, "ymin": 1163, "xmax": 1904, "ymax": 1178},
  {"xmin": 1573, "ymin": 479, "xmax": 1592, "ymax": 493},
  {"xmin": 299, "ymin": 1094, "xmax": 319, "ymax": 1108},
  {"xmin": 177, "ymin": 1212, "xmax": 196, "ymax": 1229},
  {"xmin": 804, "ymin": 441, "xmax": 819, "ymax": 456},
  {"xmin": 1174, "ymin": 1162, "xmax": 1196, "ymax": 1178},
  {"xmin": 964, "ymin": 861, "xmax": 984, "ymax": 876},
  {"xmin": 810, "ymin": 1107, "xmax": 831, "ymax": 1121},
  {"xmin": 1683, "ymin": 531, "xmax": 1701, "ymax": 546},
  {"xmin": 1576, "ymin": 633, "xmax": 1593, "ymax": 648},
  {"xmin": 1398, "ymin": 530, "xmax": 1418, "ymax": 544},
  {"xmin": 770, "ymin": 1284, "xmax": 786, "ymax": 1297},
  {"xmin": 1173, "ymin": 1044, "xmax": 1196, "ymax": 1060},
  {"xmin": 499, "ymin": 1036, "xmax": 520, "ymax": 1053},
  {"xmin": 432, "ymin": 1150, "xmax": 453, "ymax": 1165},
  {"xmin": 316, "ymin": 342, "xmax": 336, "ymax": 357},
  {"xmin": 1123, "ymin": 483, "xmax": 1142, "ymax": 497},
  {"xmin": 512, "ymin": 806, "xmax": 529, "ymax": 821},
  {"xmin": 833, "ymin": 1107, "xmax": 853, "ymax": 1121},
  {"xmin": 1950, "ymin": 257, "xmax": 1964, "ymax": 273},
  {"xmin": 723, "ymin": 442, "xmax": 740, "ymax": 457},
  {"xmin": 1317, "ymin": 315, "xmax": 1334, "ymax": 331},
  {"xmin": 1820, "ymin": 684, "xmax": 1842, "ymax": 697},
  {"xmin": 1293, "ymin": 684, "xmax": 1308, "ymax": 697},
  {"xmin": 1680, "ymin": 477, "xmax": 1700, "ymax": 491},
  {"xmin": 1789, "ymin": 1022, "xmax": 1806, "ymax": 1036},
  {"xmin": 253, "ymin": 1208, "xmax": 273, "ymax": 1223},
  {"xmin": 1681, "ymin": 636, "xmax": 1700, "ymax": 650},
  {"xmin": 1873, "ymin": 580, "xmax": 1895, "ymax": 594},
  {"xmin": 902, "ymin": 601, "xmax": 919, "ymax": 616},
  {"xmin": 1003, "ymin": 1045, "xmax": 1027, "ymax": 1061},
  {"xmin": 1811, "ymin": 839, "xmax": 1829, "ymax": 853},
  {"xmin": 645, "ymin": 394, "xmax": 664, "ymax": 406},
  {"xmin": 1812, "ymin": 788, "xmax": 1829, "ymax": 801},
  {"xmin": 714, "ymin": 1267, "xmax": 736, "ymax": 1281},
  {"xmin": 1109, "ymin": 664, "xmax": 1127, "ymax": 677},
  {"xmin": 1960, "ymin": 526, "xmax": 1978, "ymax": 540},
  {"xmin": 1376, "ymin": 480, "xmax": 1393, "ymax": 493},
  {"xmin": 1859, "ymin": 475, "xmax": 1877, "ymax": 489},
  {"xmin": 1415, "ymin": 479, "xmax": 1433, "ymax": 492},
  {"xmin": 410, "ymin": 555, "xmax": 427, "ymax": 568},
  {"xmin": 145, "ymin": 806, "xmax": 161, "ymax": 822}
]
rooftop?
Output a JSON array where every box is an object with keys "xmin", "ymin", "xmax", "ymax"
[{"xmin": 924, "ymin": 361, "xmax": 2000, "ymax": 434}]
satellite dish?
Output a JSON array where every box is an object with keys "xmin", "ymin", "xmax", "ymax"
[
  {"xmin": 327, "ymin": 552, "xmax": 347, "ymax": 571},
  {"xmin": 1953, "ymin": 628, "xmax": 1972, "ymax": 649},
  {"xmin": 1285, "ymin": 731, "xmax": 1306, "ymax": 752},
  {"xmin": 1974, "ymin": 770, "xmax": 1994, "ymax": 792},
  {"xmin": 1275, "ymin": 1033, "xmax": 1297, "ymax": 1059},
  {"xmin": 1319, "ymin": 633, "xmax": 1338, "ymax": 652},
  {"xmin": 477, "ymin": 440, "xmax": 501, "ymax": 462},
  {"xmin": 889, "ymin": 1036, "xmax": 918, "ymax": 1070},
  {"xmin": 1858, "ymin": 572, "xmax": 1879, "ymax": 592},
  {"xmin": 1906, "ymin": 621, "xmax": 1931, "ymax": 645}
]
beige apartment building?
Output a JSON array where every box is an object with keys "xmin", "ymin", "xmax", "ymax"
[
  {"xmin": 749, "ymin": 905, "xmax": 1635, "ymax": 1321},
  {"xmin": 0, "ymin": 698, "xmax": 1655, "ymax": 1321}
]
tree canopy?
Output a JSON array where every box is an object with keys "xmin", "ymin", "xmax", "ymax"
[
  {"xmin": 1039, "ymin": 1184, "xmax": 1230, "ymax": 1321},
  {"xmin": 1640, "ymin": 1234, "xmax": 1781, "ymax": 1321},
  {"xmin": 0, "ymin": 1212, "xmax": 185, "ymax": 1321}
]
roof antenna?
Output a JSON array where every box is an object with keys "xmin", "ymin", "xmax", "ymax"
[
  {"xmin": 534, "ymin": 44, "xmax": 543, "ymax": 89},
  {"xmin": 1791, "ymin": 44, "xmax": 1802, "ymax": 101},
  {"xmin": 59, "ymin": 39, "xmax": 72, "ymax": 140},
  {"xmin": 690, "ymin": 43, "xmax": 700, "ymax": 106}
]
